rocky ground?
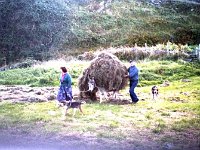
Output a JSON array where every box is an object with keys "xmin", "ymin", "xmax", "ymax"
[
  {"xmin": 0, "ymin": 85, "xmax": 58, "ymax": 103},
  {"xmin": 0, "ymin": 85, "xmax": 133, "ymax": 105}
]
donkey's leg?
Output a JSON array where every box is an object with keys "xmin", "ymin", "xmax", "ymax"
[
  {"xmin": 99, "ymin": 88, "xmax": 108, "ymax": 103},
  {"xmin": 99, "ymin": 92, "xmax": 104, "ymax": 103}
]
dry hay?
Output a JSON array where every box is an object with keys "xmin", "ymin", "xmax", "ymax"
[{"xmin": 78, "ymin": 52, "xmax": 128, "ymax": 101}]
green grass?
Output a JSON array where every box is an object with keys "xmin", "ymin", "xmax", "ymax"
[
  {"xmin": 0, "ymin": 59, "xmax": 199, "ymax": 146},
  {"xmin": 0, "ymin": 68, "xmax": 60, "ymax": 87},
  {"xmin": 0, "ymin": 74, "xmax": 199, "ymax": 138},
  {"xmin": 0, "ymin": 60, "xmax": 92, "ymax": 87},
  {"xmin": 171, "ymin": 118, "xmax": 200, "ymax": 132},
  {"xmin": 0, "ymin": 60, "xmax": 199, "ymax": 87}
]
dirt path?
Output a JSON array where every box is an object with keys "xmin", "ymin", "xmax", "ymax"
[
  {"xmin": 0, "ymin": 129, "xmax": 164, "ymax": 150},
  {"xmin": 1, "ymin": 127, "xmax": 200, "ymax": 150}
]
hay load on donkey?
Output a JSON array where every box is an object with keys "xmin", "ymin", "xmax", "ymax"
[{"xmin": 78, "ymin": 52, "xmax": 128, "ymax": 103}]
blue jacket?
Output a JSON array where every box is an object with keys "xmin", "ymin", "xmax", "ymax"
[
  {"xmin": 128, "ymin": 66, "xmax": 139, "ymax": 81},
  {"xmin": 60, "ymin": 73, "xmax": 72, "ymax": 87}
]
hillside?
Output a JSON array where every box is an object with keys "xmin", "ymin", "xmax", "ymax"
[
  {"xmin": 68, "ymin": 0, "xmax": 200, "ymax": 48},
  {"xmin": 0, "ymin": 0, "xmax": 200, "ymax": 65}
]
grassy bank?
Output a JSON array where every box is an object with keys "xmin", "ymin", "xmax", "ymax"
[
  {"xmin": 0, "ymin": 60, "xmax": 199, "ymax": 87},
  {"xmin": 68, "ymin": 0, "xmax": 200, "ymax": 50}
]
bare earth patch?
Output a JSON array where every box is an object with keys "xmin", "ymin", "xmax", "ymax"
[
  {"xmin": 0, "ymin": 125, "xmax": 199, "ymax": 150},
  {"xmin": 0, "ymin": 127, "xmax": 162, "ymax": 150}
]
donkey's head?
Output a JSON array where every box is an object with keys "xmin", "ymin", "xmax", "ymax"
[{"xmin": 88, "ymin": 76, "xmax": 96, "ymax": 92}]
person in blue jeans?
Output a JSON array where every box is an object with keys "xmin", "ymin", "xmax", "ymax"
[{"xmin": 125, "ymin": 60, "xmax": 139, "ymax": 103}]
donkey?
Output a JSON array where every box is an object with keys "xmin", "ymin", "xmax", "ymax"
[{"xmin": 87, "ymin": 76, "xmax": 115, "ymax": 103}]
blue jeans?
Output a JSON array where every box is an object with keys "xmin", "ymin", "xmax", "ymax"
[{"xmin": 129, "ymin": 80, "xmax": 139, "ymax": 103}]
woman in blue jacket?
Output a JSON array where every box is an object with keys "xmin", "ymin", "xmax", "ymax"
[
  {"xmin": 126, "ymin": 60, "xmax": 139, "ymax": 103},
  {"xmin": 57, "ymin": 67, "xmax": 73, "ymax": 103}
]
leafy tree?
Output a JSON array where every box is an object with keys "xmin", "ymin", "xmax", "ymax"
[{"xmin": 0, "ymin": 0, "xmax": 72, "ymax": 65}]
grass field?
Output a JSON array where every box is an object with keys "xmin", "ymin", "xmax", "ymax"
[{"xmin": 0, "ymin": 60, "xmax": 199, "ymax": 149}]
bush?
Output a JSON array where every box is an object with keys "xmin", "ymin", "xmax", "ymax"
[
  {"xmin": 39, "ymin": 78, "xmax": 49, "ymax": 85},
  {"xmin": 101, "ymin": 43, "xmax": 190, "ymax": 61}
]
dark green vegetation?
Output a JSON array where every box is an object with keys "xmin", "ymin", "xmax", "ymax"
[
  {"xmin": 0, "ymin": 60, "xmax": 199, "ymax": 87},
  {"xmin": 0, "ymin": 68, "xmax": 60, "ymax": 87},
  {"xmin": 138, "ymin": 60, "xmax": 200, "ymax": 86},
  {"xmin": 0, "ymin": 0, "xmax": 200, "ymax": 65}
]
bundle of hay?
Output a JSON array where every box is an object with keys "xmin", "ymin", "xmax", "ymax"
[{"xmin": 78, "ymin": 52, "xmax": 128, "ymax": 101}]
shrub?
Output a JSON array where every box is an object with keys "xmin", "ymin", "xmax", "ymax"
[
  {"xmin": 39, "ymin": 78, "xmax": 49, "ymax": 85},
  {"xmin": 98, "ymin": 43, "xmax": 191, "ymax": 62}
]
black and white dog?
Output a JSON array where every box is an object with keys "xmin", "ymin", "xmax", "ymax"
[
  {"xmin": 60, "ymin": 100, "xmax": 86, "ymax": 118},
  {"xmin": 151, "ymin": 86, "xmax": 159, "ymax": 100}
]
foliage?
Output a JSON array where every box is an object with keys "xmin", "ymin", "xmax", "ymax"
[
  {"xmin": 0, "ymin": 0, "xmax": 72, "ymax": 65},
  {"xmin": 69, "ymin": 0, "xmax": 200, "ymax": 49},
  {"xmin": 0, "ymin": 60, "xmax": 199, "ymax": 87},
  {"xmin": 103, "ymin": 42, "xmax": 192, "ymax": 61},
  {"xmin": 138, "ymin": 61, "xmax": 200, "ymax": 86},
  {"xmin": 0, "ymin": 0, "xmax": 200, "ymax": 65},
  {"xmin": 0, "ymin": 59, "xmax": 39, "ymax": 71},
  {"xmin": 0, "ymin": 68, "xmax": 60, "ymax": 87}
]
